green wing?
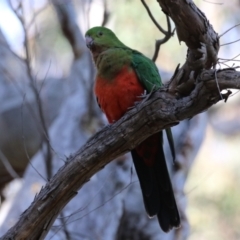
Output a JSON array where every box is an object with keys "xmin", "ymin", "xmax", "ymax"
[
  {"xmin": 131, "ymin": 50, "xmax": 162, "ymax": 92},
  {"xmin": 131, "ymin": 51, "xmax": 175, "ymax": 161}
]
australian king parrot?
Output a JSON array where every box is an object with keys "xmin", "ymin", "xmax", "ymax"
[{"xmin": 85, "ymin": 26, "xmax": 180, "ymax": 232}]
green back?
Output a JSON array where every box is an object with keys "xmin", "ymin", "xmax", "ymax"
[
  {"xmin": 131, "ymin": 51, "xmax": 175, "ymax": 161},
  {"xmin": 131, "ymin": 50, "xmax": 162, "ymax": 93}
]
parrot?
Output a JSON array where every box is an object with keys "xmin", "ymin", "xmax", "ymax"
[{"xmin": 85, "ymin": 26, "xmax": 180, "ymax": 232}]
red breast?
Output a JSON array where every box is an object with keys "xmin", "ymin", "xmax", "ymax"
[{"xmin": 95, "ymin": 66, "xmax": 144, "ymax": 123}]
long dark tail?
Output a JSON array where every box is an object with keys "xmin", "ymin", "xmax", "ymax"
[{"xmin": 131, "ymin": 132, "xmax": 180, "ymax": 232}]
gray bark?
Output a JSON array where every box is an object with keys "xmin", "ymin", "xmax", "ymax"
[{"xmin": 0, "ymin": 65, "xmax": 239, "ymax": 239}]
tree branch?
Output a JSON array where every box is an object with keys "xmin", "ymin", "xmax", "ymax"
[
  {"xmin": 52, "ymin": 0, "xmax": 86, "ymax": 59},
  {"xmin": 141, "ymin": 0, "xmax": 174, "ymax": 62},
  {"xmin": 157, "ymin": 0, "xmax": 219, "ymax": 93},
  {"xmin": 1, "ymin": 68, "xmax": 240, "ymax": 239},
  {"xmin": 0, "ymin": 0, "xmax": 237, "ymax": 238}
]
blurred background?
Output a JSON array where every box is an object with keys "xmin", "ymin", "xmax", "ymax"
[{"xmin": 0, "ymin": 0, "xmax": 240, "ymax": 239}]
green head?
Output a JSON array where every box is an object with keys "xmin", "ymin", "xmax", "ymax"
[{"xmin": 85, "ymin": 27, "xmax": 125, "ymax": 54}]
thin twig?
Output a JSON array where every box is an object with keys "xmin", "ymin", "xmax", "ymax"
[
  {"xmin": 203, "ymin": 0, "xmax": 223, "ymax": 5},
  {"xmin": 141, "ymin": 0, "xmax": 174, "ymax": 61},
  {"xmin": 219, "ymin": 58, "xmax": 240, "ymax": 63},
  {"xmin": 57, "ymin": 167, "xmax": 130, "ymax": 220},
  {"xmin": 50, "ymin": 180, "xmax": 135, "ymax": 237},
  {"xmin": 27, "ymin": 4, "xmax": 48, "ymax": 29},
  {"xmin": 221, "ymin": 38, "xmax": 240, "ymax": 46},
  {"xmin": 218, "ymin": 53, "xmax": 240, "ymax": 63},
  {"xmin": 141, "ymin": 0, "xmax": 167, "ymax": 35},
  {"xmin": 86, "ymin": 0, "xmax": 93, "ymax": 29},
  {"xmin": 0, "ymin": 149, "xmax": 20, "ymax": 179},
  {"xmin": 9, "ymin": 0, "xmax": 53, "ymax": 179},
  {"xmin": 101, "ymin": 0, "xmax": 110, "ymax": 27},
  {"xmin": 219, "ymin": 62, "xmax": 232, "ymax": 68},
  {"xmin": 21, "ymin": 94, "xmax": 47, "ymax": 182},
  {"xmin": 49, "ymin": 164, "xmax": 134, "ymax": 239},
  {"xmin": 59, "ymin": 212, "xmax": 71, "ymax": 240},
  {"xmin": 219, "ymin": 23, "xmax": 240, "ymax": 38},
  {"xmin": 152, "ymin": 16, "xmax": 174, "ymax": 62},
  {"xmin": 214, "ymin": 69, "xmax": 223, "ymax": 100}
]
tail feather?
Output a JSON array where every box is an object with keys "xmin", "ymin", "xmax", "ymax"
[
  {"xmin": 165, "ymin": 127, "xmax": 175, "ymax": 162},
  {"xmin": 155, "ymin": 142, "xmax": 180, "ymax": 231},
  {"xmin": 131, "ymin": 131, "xmax": 180, "ymax": 232},
  {"xmin": 131, "ymin": 150, "xmax": 159, "ymax": 216}
]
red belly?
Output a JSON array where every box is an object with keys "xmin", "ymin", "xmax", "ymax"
[
  {"xmin": 95, "ymin": 67, "xmax": 144, "ymax": 123},
  {"xmin": 95, "ymin": 67, "xmax": 158, "ymax": 167}
]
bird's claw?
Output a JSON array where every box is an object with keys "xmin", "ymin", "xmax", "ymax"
[
  {"xmin": 137, "ymin": 89, "xmax": 147, "ymax": 99},
  {"xmin": 138, "ymin": 86, "xmax": 156, "ymax": 105},
  {"xmin": 127, "ymin": 88, "xmax": 155, "ymax": 111}
]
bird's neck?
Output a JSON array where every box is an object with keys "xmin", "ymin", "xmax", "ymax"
[{"xmin": 92, "ymin": 48, "xmax": 132, "ymax": 81}]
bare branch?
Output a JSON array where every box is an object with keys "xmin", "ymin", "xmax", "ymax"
[
  {"xmin": 141, "ymin": 0, "xmax": 174, "ymax": 62},
  {"xmin": 21, "ymin": 95, "xmax": 48, "ymax": 182},
  {"xmin": 157, "ymin": 0, "xmax": 219, "ymax": 93},
  {"xmin": 219, "ymin": 23, "xmax": 240, "ymax": 38},
  {"xmin": 27, "ymin": 4, "xmax": 48, "ymax": 29},
  {"xmin": 219, "ymin": 53, "xmax": 240, "ymax": 63},
  {"xmin": 141, "ymin": 0, "xmax": 168, "ymax": 35},
  {"xmin": 213, "ymin": 69, "xmax": 223, "ymax": 100},
  {"xmin": 8, "ymin": 0, "xmax": 53, "ymax": 179},
  {"xmin": 101, "ymin": 0, "xmax": 110, "ymax": 27},
  {"xmin": 1, "ymin": 68, "xmax": 240, "ymax": 239},
  {"xmin": 52, "ymin": 0, "xmax": 102, "ymax": 127},
  {"xmin": 203, "ymin": 0, "xmax": 223, "ymax": 5},
  {"xmin": 0, "ymin": 149, "xmax": 20, "ymax": 179},
  {"xmin": 52, "ymin": 0, "xmax": 86, "ymax": 59},
  {"xmin": 152, "ymin": 15, "xmax": 174, "ymax": 62},
  {"xmin": 221, "ymin": 38, "xmax": 240, "ymax": 46}
]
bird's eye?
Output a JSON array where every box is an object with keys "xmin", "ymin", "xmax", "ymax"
[{"xmin": 98, "ymin": 32, "xmax": 103, "ymax": 36}]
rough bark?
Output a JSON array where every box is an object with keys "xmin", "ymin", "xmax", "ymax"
[
  {"xmin": 1, "ymin": 67, "xmax": 240, "ymax": 239},
  {"xmin": 157, "ymin": 0, "xmax": 219, "ymax": 94}
]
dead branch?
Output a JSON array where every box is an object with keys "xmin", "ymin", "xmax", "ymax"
[
  {"xmin": 157, "ymin": 0, "xmax": 219, "ymax": 93},
  {"xmin": 53, "ymin": 0, "xmax": 101, "ymax": 126},
  {"xmin": 141, "ymin": 0, "xmax": 174, "ymax": 61},
  {"xmin": 9, "ymin": 0, "xmax": 53, "ymax": 178},
  {"xmin": 52, "ymin": 0, "xmax": 86, "ymax": 59},
  {"xmin": 1, "ymin": 68, "xmax": 240, "ymax": 239},
  {"xmin": 101, "ymin": 0, "xmax": 110, "ymax": 27},
  {"xmin": 0, "ymin": 149, "xmax": 20, "ymax": 179},
  {"xmin": 8, "ymin": 0, "xmax": 54, "ymax": 179}
]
